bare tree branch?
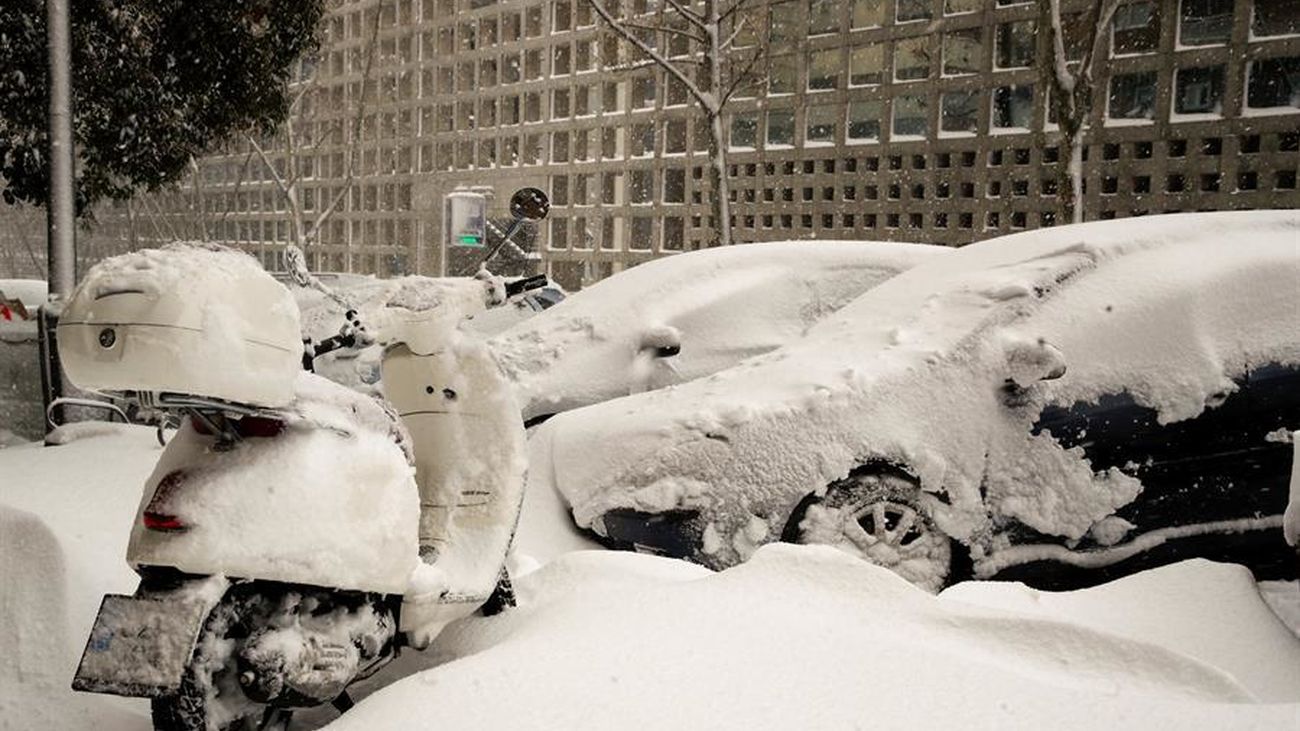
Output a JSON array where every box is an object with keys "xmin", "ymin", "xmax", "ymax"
[
  {"xmin": 588, "ymin": 0, "xmax": 714, "ymax": 111},
  {"xmin": 718, "ymin": 0, "xmax": 755, "ymax": 24},
  {"xmin": 620, "ymin": 19, "xmax": 708, "ymax": 43},
  {"xmin": 720, "ymin": 47, "xmax": 763, "ymax": 107},
  {"xmin": 246, "ymin": 136, "xmax": 294, "ymax": 201},
  {"xmin": 663, "ymin": 0, "xmax": 707, "ymax": 30}
]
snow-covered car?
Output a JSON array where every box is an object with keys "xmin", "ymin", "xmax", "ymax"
[
  {"xmin": 530, "ymin": 211, "xmax": 1300, "ymax": 592},
  {"xmin": 0, "ymin": 278, "xmax": 45, "ymax": 321},
  {"xmin": 491, "ymin": 241, "xmax": 948, "ymax": 424}
]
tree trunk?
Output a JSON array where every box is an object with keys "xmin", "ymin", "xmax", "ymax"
[
  {"xmin": 702, "ymin": 0, "xmax": 731, "ymax": 247},
  {"xmin": 706, "ymin": 111, "xmax": 732, "ymax": 247}
]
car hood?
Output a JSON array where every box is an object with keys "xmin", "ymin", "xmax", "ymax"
[
  {"xmin": 491, "ymin": 241, "xmax": 947, "ymax": 421},
  {"xmin": 533, "ymin": 211, "xmax": 1300, "ymax": 565}
]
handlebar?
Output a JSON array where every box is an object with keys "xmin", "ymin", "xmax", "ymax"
[{"xmin": 504, "ymin": 274, "xmax": 549, "ymax": 299}]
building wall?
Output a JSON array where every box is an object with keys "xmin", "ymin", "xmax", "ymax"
[{"xmin": 11, "ymin": 0, "xmax": 1295, "ymax": 292}]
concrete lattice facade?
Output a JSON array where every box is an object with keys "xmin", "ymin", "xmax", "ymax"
[{"xmin": 7, "ymin": 0, "xmax": 1296, "ymax": 290}]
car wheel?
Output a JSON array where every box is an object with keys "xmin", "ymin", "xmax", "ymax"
[{"xmin": 786, "ymin": 470, "xmax": 954, "ymax": 593}]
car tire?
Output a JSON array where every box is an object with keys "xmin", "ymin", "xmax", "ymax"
[{"xmin": 783, "ymin": 468, "xmax": 956, "ymax": 593}]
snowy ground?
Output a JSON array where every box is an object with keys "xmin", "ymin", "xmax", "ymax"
[{"xmin": 1, "ymin": 425, "xmax": 1298, "ymax": 730}]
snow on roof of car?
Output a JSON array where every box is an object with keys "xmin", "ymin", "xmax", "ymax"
[
  {"xmin": 0, "ymin": 279, "xmax": 47, "ymax": 309},
  {"xmin": 536, "ymin": 211, "xmax": 1300, "ymax": 557},
  {"xmin": 490, "ymin": 240, "xmax": 948, "ymax": 420}
]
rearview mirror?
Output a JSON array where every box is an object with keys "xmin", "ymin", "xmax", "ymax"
[{"xmin": 510, "ymin": 188, "xmax": 550, "ymax": 221}]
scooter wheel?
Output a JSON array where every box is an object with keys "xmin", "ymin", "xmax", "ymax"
[
  {"xmin": 152, "ymin": 674, "xmax": 290, "ymax": 731},
  {"xmin": 479, "ymin": 566, "xmax": 516, "ymax": 617}
]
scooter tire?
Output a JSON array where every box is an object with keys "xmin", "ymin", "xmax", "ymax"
[{"xmin": 479, "ymin": 567, "xmax": 516, "ymax": 617}]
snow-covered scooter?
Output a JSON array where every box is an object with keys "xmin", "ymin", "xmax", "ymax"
[{"xmin": 63, "ymin": 192, "xmax": 550, "ymax": 730}]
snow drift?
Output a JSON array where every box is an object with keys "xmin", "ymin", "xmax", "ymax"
[{"xmin": 325, "ymin": 546, "xmax": 1298, "ymax": 731}]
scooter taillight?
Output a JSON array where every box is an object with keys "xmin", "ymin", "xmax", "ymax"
[
  {"xmin": 142, "ymin": 511, "xmax": 186, "ymax": 532},
  {"xmin": 236, "ymin": 416, "xmax": 285, "ymax": 439},
  {"xmin": 143, "ymin": 470, "xmax": 189, "ymax": 533}
]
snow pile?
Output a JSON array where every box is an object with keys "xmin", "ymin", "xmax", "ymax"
[
  {"xmin": 941, "ymin": 559, "xmax": 1300, "ymax": 701},
  {"xmin": 534, "ymin": 212, "xmax": 1300, "ymax": 576},
  {"xmin": 0, "ymin": 424, "xmax": 158, "ymax": 730},
  {"xmin": 325, "ymin": 546, "xmax": 1298, "ymax": 731},
  {"xmin": 490, "ymin": 240, "xmax": 947, "ymax": 421}
]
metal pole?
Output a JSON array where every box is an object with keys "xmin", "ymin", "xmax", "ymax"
[
  {"xmin": 46, "ymin": 0, "xmax": 76, "ymax": 297},
  {"xmin": 42, "ymin": 0, "xmax": 76, "ymax": 437}
]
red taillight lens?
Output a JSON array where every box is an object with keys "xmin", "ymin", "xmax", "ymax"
[
  {"xmin": 143, "ymin": 470, "xmax": 190, "ymax": 533},
  {"xmin": 143, "ymin": 511, "xmax": 186, "ymax": 532}
]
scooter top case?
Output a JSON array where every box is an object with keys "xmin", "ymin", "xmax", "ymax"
[{"xmin": 58, "ymin": 242, "xmax": 303, "ymax": 409}]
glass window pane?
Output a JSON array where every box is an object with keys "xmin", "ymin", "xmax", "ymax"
[
  {"xmin": 897, "ymin": 0, "xmax": 931, "ymax": 22},
  {"xmin": 895, "ymin": 36, "xmax": 930, "ymax": 81},
  {"xmin": 767, "ymin": 110, "xmax": 796, "ymax": 146},
  {"xmin": 1252, "ymin": 0, "xmax": 1300, "ymax": 38},
  {"xmin": 730, "ymin": 113, "xmax": 759, "ymax": 148},
  {"xmin": 1108, "ymin": 71, "xmax": 1157, "ymax": 120},
  {"xmin": 945, "ymin": 0, "xmax": 981, "ymax": 14},
  {"xmin": 942, "ymin": 91, "xmax": 980, "ymax": 134},
  {"xmin": 770, "ymin": 1, "xmax": 799, "ymax": 48},
  {"xmin": 892, "ymin": 94, "xmax": 929, "ymax": 137},
  {"xmin": 1246, "ymin": 56, "xmax": 1300, "ymax": 110},
  {"xmin": 770, "ymin": 55, "xmax": 798, "ymax": 93},
  {"xmin": 850, "ymin": 45, "xmax": 884, "ymax": 85},
  {"xmin": 943, "ymin": 27, "xmax": 982, "ymax": 75},
  {"xmin": 852, "ymin": 0, "xmax": 884, "ymax": 28},
  {"xmin": 847, "ymin": 100, "xmax": 883, "ymax": 140},
  {"xmin": 809, "ymin": 0, "xmax": 840, "ymax": 35},
  {"xmin": 995, "ymin": 20, "xmax": 1035, "ymax": 68},
  {"xmin": 1178, "ymin": 0, "xmax": 1232, "ymax": 46},
  {"xmin": 991, "ymin": 84, "xmax": 1034, "ymax": 129},
  {"xmin": 1113, "ymin": 1, "xmax": 1159, "ymax": 54},
  {"xmin": 809, "ymin": 48, "xmax": 842, "ymax": 90},
  {"xmin": 1173, "ymin": 65, "xmax": 1225, "ymax": 115},
  {"xmin": 806, "ymin": 105, "xmax": 837, "ymax": 144}
]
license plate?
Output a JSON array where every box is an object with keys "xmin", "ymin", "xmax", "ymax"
[{"xmin": 72, "ymin": 594, "xmax": 212, "ymax": 697}]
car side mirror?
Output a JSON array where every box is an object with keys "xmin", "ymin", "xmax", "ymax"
[
  {"xmin": 639, "ymin": 325, "xmax": 681, "ymax": 358},
  {"xmin": 1003, "ymin": 336, "xmax": 1066, "ymax": 389}
]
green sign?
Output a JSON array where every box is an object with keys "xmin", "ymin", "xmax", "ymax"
[{"xmin": 458, "ymin": 234, "xmax": 484, "ymax": 246}]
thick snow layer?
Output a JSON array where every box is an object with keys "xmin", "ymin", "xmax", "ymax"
[
  {"xmin": 941, "ymin": 559, "xmax": 1300, "ymax": 701},
  {"xmin": 490, "ymin": 241, "xmax": 947, "ymax": 421},
  {"xmin": 0, "ymin": 425, "xmax": 158, "ymax": 730},
  {"xmin": 2, "ymin": 427, "xmax": 1298, "ymax": 730},
  {"xmin": 59, "ymin": 243, "xmax": 303, "ymax": 408},
  {"xmin": 126, "ymin": 373, "xmax": 420, "ymax": 594},
  {"xmin": 0, "ymin": 278, "xmax": 46, "ymax": 308},
  {"xmin": 325, "ymin": 546, "xmax": 1298, "ymax": 731},
  {"xmin": 535, "ymin": 212, "xmax": 1300, "ymax": 575}
]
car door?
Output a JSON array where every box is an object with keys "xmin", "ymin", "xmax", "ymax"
[{"xmin": 1029, "ymin": 362, "xmax": 1300, "ymax": 579}]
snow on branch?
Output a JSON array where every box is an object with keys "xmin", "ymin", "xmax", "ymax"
[{"xmin": 585, "ymin": 0, "xmax": 714, "ymax": 112}]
